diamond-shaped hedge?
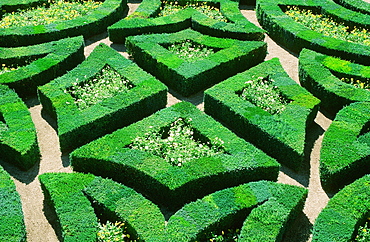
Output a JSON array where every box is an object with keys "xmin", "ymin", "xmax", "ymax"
[
  {"xmin": 0, "ymin": 0, "xmax": 127, "ymax": 47},
  {"xmin": 0, "ymin": 84, "xmax": 40, "ymax": 170},
  {"xmin": 126, "ymin": 28, "xmax": 267, "ymax": 96},
  {"xmin": 40, "ymin": 172, "xmax": 307, "ymax": 241},
  {"xmin": 38, "ymin": 43, "xmax": 167, "ymax": 152},
  {"xmin": 108, "ymin": 0, "xmax": 265, "ymax": 43},
  {"xmin": 320, "ymin": 101, "xmax": 370, "ymax": 191},
  {"xmin": 70, "ymin": 101, "xmax": 280, "ymax": 209},
  {"xmin": 299, "ymin": 48, "xmax": 370, "ymax": 114},
  {"xmin": 0, "ymin": 36, "xmax": 84, "ymax": 97},
  {"xmin": 204, "ymin": 58, "xmax": 320, "ymax": 170}
]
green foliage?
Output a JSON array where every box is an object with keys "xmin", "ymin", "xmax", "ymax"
[
  {"xmin": 130, "ymin": 117, "xmax": 224, "ymax": 166},
  {"xmin": 240, "ymin": 76, "xmax": 291, "ymax": 115},
  {"xmin": 355, "ymin": 219, "xmax": 370, "ymax": 242},
  {"xmin": 166, "ymin": 39, "xmax": 217, "ymax": 62},
  {"xmin": 285, "ymin": 6, "xmax": 370, "ymax": 46},
  {"xmin": 204, "ymin": 58, "xmax": 320, "ymax": 170},
  {"xmin": 0, "ymin": 0, "xmax": 102, "ymax": 28},
  {"xmin": 68, "ymin": 65, "xmax": 134, "ymax": 110},
  {"xmin": 97, "ymin": 221, "xmax": 137, "ymax": 242}
]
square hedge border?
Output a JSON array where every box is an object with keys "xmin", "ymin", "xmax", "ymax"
[
  {"xmin": 204, "ymin": 58, "xmax": 320, "ymax": 171},
  {"xmin": 38, "ymin": 43, "xmax": 167, "ymax": 152},
  {"xmin": 256, "ymin": 0, "xmax": 370, "ymax": 65},
  {"xmin": 126, "ymin": 28, "xmax": 267, "ymax": 96},
  {"xmin": 0, "ymin": 36, "xmax": 85, "ymax": 97},
  {"xmin": 0, "ymin": 84, "xmax": 40, "ymax": 170},
  {"xmin": 108, "ymin": 0, "xmax": 265, "ymax": 43},
  {"xmin": 70, "ymin": 101, "xmax": 280, "ymax": 209},
  {"xmin": 299, "ymin": 48, "xmax": 370, "ymax": 114},
  {"xmin": 0, "ymin": 0, "xmax": 127, "ymax": 47}
]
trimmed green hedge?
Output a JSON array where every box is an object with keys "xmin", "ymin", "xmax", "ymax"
[
  {"xmin": 108, "ymin": 0, "xmax": 265, "ymax": 43},
  {"xmin": 256, "ymin": 0, "xmax": 370, "ymax": 65},
  {"xmin": 0, "ymin": 84, "xmax": 40, "ymax": 170},
  {"xmin": 0, "ymin": 166, "xmax": 26, "ymax": 242},
  {"xmin": 39, "ymin": 172, "xmax": 98, "ymax": 242},
  {"xmin": 204, "ymin": 58, "xmax": 320, "ymax": 171},
  {"xmin": 299, "ymin": 48, "xmax": 370, "ymax": 114},
  {"xmin": 312, "ymin": 174, "xmax": 370, "ymax": 241},
  {"xmin": 126, "ymin": 28, "xmax": 267, "ymax": 96},
  {"xmin": 333, "ymin": 0, "xmax": 370, "ymax": 15},
  {"xmin": 0, "ymin": 0, "xmax": 127, "ymax": 47},
  {"xmin": 70, "ymin": 101, "xmax": 280, "ymax": 209},
  {"xmin": 0, "ymin": 36, "xmax": 84, "ymax": 97},
  {"xmin": 320, "ymin": 102, "xmax": 370, "ymax": 191},
  {"xmin": 38, "ymin": 43, "xmax": 167, "ymax": 152},
  {"xmin": 0, "ymin": 0, "xmax": 46, "ymax": 13},
  {"xmin": 41, "ymin": 172, "xmax": 307, "ymax": 241}
]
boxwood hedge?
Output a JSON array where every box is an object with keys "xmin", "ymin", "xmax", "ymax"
[
  {"xmin": 0, "ymin": 0, "xmax": 127, "ymax": 47},
  {"xmin": 320, "ymin": 101, "xmax": 370, "ymax": 191},
  {"xmin": 0, "ymin": 36, "xmax": 84, "ymax": 97},
  {"xmin": 204, "ymin": 58, "xmax": 320, "ymax": 170},
  {"xmin": 333, "ymin": 0, "xmax": 370, "ymax": 15},
  {"xmin": 125, "ymin": 28, "xmax": 267, "ymax": 96},
  {"xmin": 0, "ymin": 166, "xmax": 26, "ymax": 242},
  {"xmin": 256, "ymin": 0, "xmax": 370, "ymax": 64},
  {"xmin": 312, "ymin": 174, "xmax": 370, "ymax": 241},
  {"xmin": 299, "ymin": 48, "xmax": 370, "ymax": 113},
  {"xmin": 38, "ymin": 43, "xmax": 167, "ymax": 152},
  {"xmin": 0, "ymin": 84, "xmax": 40, "ymax": 170},
  {"xmin": 0, "ymin": 0, "xmax": 46, "ymax": 13},
  {"xmin": 108, "ymin": 0, "xmax": 265, "ymax": 43},
  {"xmin": 40, "ymin": 172, "xmax": 307, "ymax": 241},
  {"xmin": 70, "ymin": 101, "xmax": 280, "ymax": 209}
]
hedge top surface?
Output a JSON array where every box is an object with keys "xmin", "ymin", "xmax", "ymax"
[
  {"xmin": 333, "ymin": 0, "xmax": 370, "ymax": 15},
  {"xmin": 204, "ymin": 58, "xmax": 320, "ymax": 170},
  {"xmin": 256, "ymin": 0, "xmax": 370, "ymax": 64},
  {"xmin": 312, "ymin": 174, "xmax": 370, "ymax": 241},
  {"xmin": 38, "ymin": 43, "xmax": 167, "ymax": 140},
  {"xmin": 299, "ymin": 48, "xmax": 370, "ymax": 101},
  {"xmin": 108, "ymin": 0, "xmax": 265, "ymax": 42},
  {"xmin": 0, "ymin": 0, "xmax": 126, "ymax": 47}
]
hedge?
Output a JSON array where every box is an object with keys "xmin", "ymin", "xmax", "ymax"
[
  {"xmin": 125, "ymin": 28, "xmax": 267, "ymax": 96},
  {"xmin": 0, "ymin": 84, "xmax": 40, "ymax": 170},
  {"xmin": 312, "ymin": 174, "xmax": 370, "ymax": 241},
  {"xmin": 0, "ymin": 166, "xmax": 26, "ymax": 242},
  {"xmin": 0, "ymin": 0, "xmax": 127, "ymax": 47},
  {"xmin": 0, "ymin": 36, "xmax": 84, "ymax": 97},
  {"xmin": 255, "ymin": 0, "xmax": 370, "ymax": 65},
  {"xmin": 204, "ymin": 58, "xmax": 320, "ymax": 171},
  {"xmin": 40, "ymin": 172, "xmax": 307, "ymax": 241},
  {"xmin": 0, "ymin": 0, "xmax": 47, "ymax": 13},
  {"xmin": 39, "ymin": 172, "xmax": 98, "ymax": 242},
  {"xmin": 319, "ymin": 102, "xmax": 370, "ymax": 191},
  {"xmin": 38, "ymin": 43, "xmax": 167, "ymax": 152},
  {"xmin": 70, "ymin": 101, "xmax": 280, "ymax": 209},
  {"xmin": 299, "ymin": 48, "xmax": 370, "ymax": 114},
  {"xmin": 108, "ymin": 0, "xmax": 265, "ymax": 43},
  {"xmin": 332, "ymin": 0, "xmax": 370, "ymax": 15}
]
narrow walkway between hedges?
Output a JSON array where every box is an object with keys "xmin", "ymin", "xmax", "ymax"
[{"xmin": 5, "ymin": 3, "xmax": 336, "ymax": 242}]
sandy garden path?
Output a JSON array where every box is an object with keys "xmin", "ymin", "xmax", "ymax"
[{"xmin": 0, "ymin": 3, "xmax": 338, "ymax": 241}]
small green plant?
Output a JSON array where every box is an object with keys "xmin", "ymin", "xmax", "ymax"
[
  {"xmin": 285, "ymin": 6, "xmax": 370, "ymax": 46},
  {"xmin": 67, "ymin": 65, "xmax": 133, "ymax": 110},
  {"xmin": 0, "ymin": 0, "xmax": 102, "ymax": 28},
  {"xmin": 0, "ymin": 63, "xmax": 16, "ymax": 75},
  {"xmin": 158, "ymin": 1, "xmax": 228, "ymax": 22},
  {"xmin": 354, "ymin": 219, "xmax": 370, "ymax": 242},
  {"xmin": 130, "ymin": 117, "xmax": 225, "ymax": 166},
  {"xmin": 340, "ymin": 77, "xmax": 370, "ymax": 90},
  {"xmin": 205, "ymin": 228, "xmax": 239, "ymax": 242},
  {"xmin": 239, "ymin": 76, "xmax": 290, "ymax": 115},
  {"xmin": 97, "ymin": 221, "xmax": 137, "ymax": 242},
  {"xmin": 165, "ymin": 40, "xmax": 217, "ymax": 62}
]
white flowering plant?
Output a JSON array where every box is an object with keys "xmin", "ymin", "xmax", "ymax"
[
  {"xmin": 240, "ymin": 76, "xmax": 290, "ymax": 115},
  {"xmin": 166, "ymin": 40, "xmax": 216, "ymax": 62},
  {"xmin": 130, "ymin": 117, "xmax": 225, "ymax": 166},
  {"xmin": 67, "ymin": 65, "xmax": 134, "ymax": 110}
]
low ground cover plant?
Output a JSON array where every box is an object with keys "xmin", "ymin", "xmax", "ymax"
[
  {"xmin": 239, "ymin": 76, "xmax": 291, "ymax": 115},
  {"xmin": 355, "ymin": 219, "xmax": 370, "ymax": 242},
  {"xmin": 285, "ymin": 6, "xmax": 370, "ymax": 46},
  {"xmin": 130, "ymin": 117, "xmax": 225, "ymax": 166},
  {"xmin": 67, "ymin": 65, "xmax": 134, "ymax": 110},
  {"xmin": 157, "ymin": 0, "xmax": 228, "ymax": 22},
  {"xmin": 165, "ymin": 39, "xmax": 218, "ymax": 62},
  {"xmin": 97, "ymin": 221, "xmax": 136, "ymax": 242},
  {"xmin": 0, "ymin": 0, "xmax": 102, "ymax": 28},
  {"xmin": 340, "ymin": 77, "xmax": 370, "ymax": 90}
]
